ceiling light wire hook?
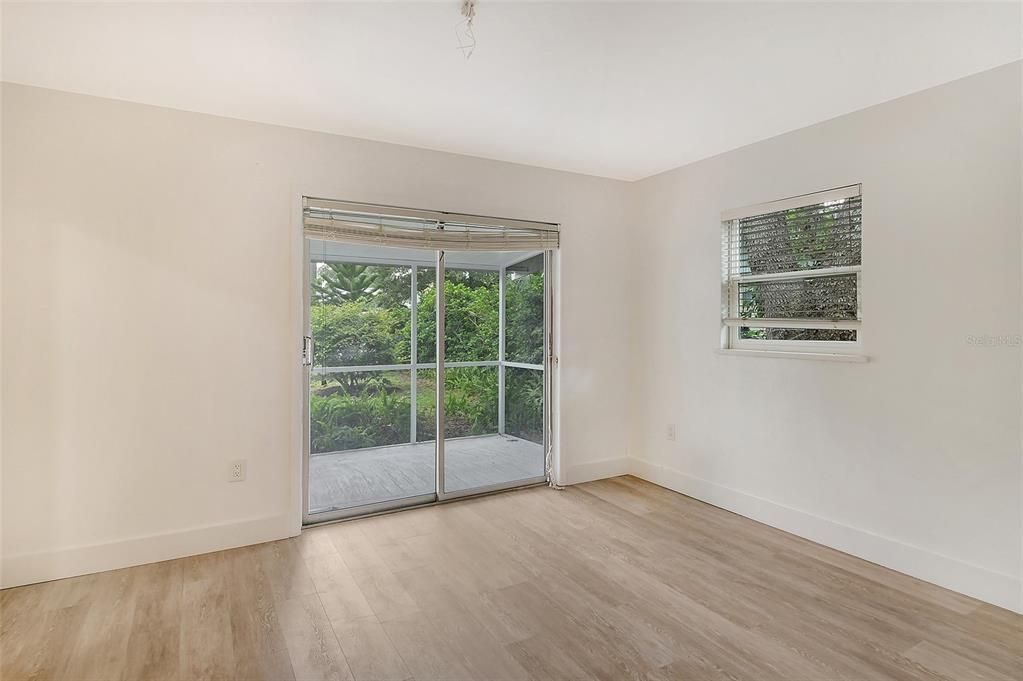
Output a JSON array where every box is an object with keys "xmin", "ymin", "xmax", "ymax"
[{"xmin": 456, "ymin": 0, "xmax": 477, "ymax": 60}]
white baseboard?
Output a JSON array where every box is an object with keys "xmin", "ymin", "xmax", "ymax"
[
  {"xmin": 1, "ymin": 513, "xmax": 295, "ymax": 589},
  {"xmin": 559, "ymin": 456, "xmax": 631, "ymax": 486},
  {"xmin": 629, "ymin": 459, "xmax": 1022, "ymax": 615}
]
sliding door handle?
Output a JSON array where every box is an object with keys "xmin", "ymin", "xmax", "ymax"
[{"xmin": 302, "ymin": 336, "xmax": 314, "ymax": 366}]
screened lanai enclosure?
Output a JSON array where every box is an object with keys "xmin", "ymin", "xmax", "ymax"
[{"xmin": 302, "ymin": 199, "xmax": 557, "ymax": 522}]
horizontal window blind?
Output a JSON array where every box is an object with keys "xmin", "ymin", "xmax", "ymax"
[
  {"xmin": 737, "ymin": 274, "xmax": 858, "ymax": 320},
  {"xmin": 304, "ymin": 197, "xmax": 559, "ymax": 251},
  {"xmin": 722, "ymin": 185, "xmax": 862, "ymax": 345}
]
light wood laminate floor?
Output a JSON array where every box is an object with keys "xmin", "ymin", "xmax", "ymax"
[{"xmin": 1, "ymin": 476, "xmax": 1020, "ymax": 681}]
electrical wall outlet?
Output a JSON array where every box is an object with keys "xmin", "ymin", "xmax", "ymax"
[
  {"xmin": 666, "ymin": 423, "xmax": 676, "ymax": 441},
  {"xmin": 229, "ymin": 459, "xmax": 247, "ymax": 482}
]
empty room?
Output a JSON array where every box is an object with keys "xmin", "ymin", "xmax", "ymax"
[{"xmin": 1, "ymin": 1, "xmax": 1021, "ymax": 680}]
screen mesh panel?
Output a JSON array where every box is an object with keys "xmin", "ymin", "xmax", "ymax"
[{"xmin": 738, "ymin": 275, "xmax": 858, "ymax": 321}]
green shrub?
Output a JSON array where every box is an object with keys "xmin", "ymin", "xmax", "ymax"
[
  {"xmin": 309, "ymin": 265, "xmax": 543, "ymax": 452},
  {"xmin": 506, "ymin": 367, "xmax": 543, "ymax": 443},
  {"xmin": 445, "ymin": 367, "xmax": 498, "ymax": 436},
  {"xmin": 311, "ymin": 301, "xmax": 409, "ymax": 367},
  {"xmin": 310, "ymin": 374, "xmax": 411, "ymax": 453}
]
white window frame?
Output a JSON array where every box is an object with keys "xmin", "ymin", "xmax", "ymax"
[{"xmin": 720, "ymin": 185, "xmax": 865, "ymax": 361}]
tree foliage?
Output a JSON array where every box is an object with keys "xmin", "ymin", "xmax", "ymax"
[
  {"xmin": 313, "ymin": 263, "xmax": 386, "ymax": 305},
  {"xmin": 416, "ymin": 276, "xmax": 499, "ymax": 363},
  {"xmin": 309, "ymin": 262, "xmax": 544, "ymax": 454},
  {"xmin": 505, "ymin": 271, "xmax": 544, "ymax": 364}
]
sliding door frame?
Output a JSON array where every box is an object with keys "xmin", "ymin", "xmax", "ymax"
[
  {"xmin": 436, "ymin": 247, "xmax": 551, "ymax": 502},
  {"xmin": 301, "ymin": 213, "xmax": 557, "ymax": 526}
]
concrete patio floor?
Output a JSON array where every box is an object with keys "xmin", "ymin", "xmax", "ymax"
[{"xmin": 308, "ymin": 434, "xmax": 544, "ymax": 512}]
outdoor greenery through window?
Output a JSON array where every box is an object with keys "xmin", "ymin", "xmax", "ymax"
[
  {"xmin": 309, "ymin": 255, "xmax": 545, "ymax": 455},
  {"xmin": 722, "ymin": 185, "xmax": 862, "ymax": 352}
]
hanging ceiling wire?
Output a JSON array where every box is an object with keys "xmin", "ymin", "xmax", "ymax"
[{"xmin": 456, "ymin": 0, "xmax": 477, "ymax": 60}]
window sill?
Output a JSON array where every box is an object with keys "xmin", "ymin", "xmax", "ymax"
[{"xmin": 717, "ymin": 349, "xmax": 868, "ymax": 363}]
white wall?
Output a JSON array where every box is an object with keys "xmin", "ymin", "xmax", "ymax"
[
  {"xmin": 629, "ymin": 62, "xmax": 1023, "ymax": 612},
  {"xmin": 0, "ymin": 84, "xmax": 632, "ymax": 586},
  {"xmin": 3, "ymin": 64, "xmax": 1021, "ymax": 614}
]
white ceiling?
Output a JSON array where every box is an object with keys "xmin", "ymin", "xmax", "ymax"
[{"xmin": 3, "ymin": 1, "xmax": 1020, "ymax": 180}]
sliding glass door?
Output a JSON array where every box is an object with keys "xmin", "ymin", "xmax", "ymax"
[
  {"xmin": 306, "ymin": 242, "xmax": 436, "ymax": 517},
  {"xmin": 302, "ymin": 199, "xmax": 556, "ymax": 523},
  {"xmin": 440, "ymin": 251, "xmax": 546, "ymax": 498}
]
